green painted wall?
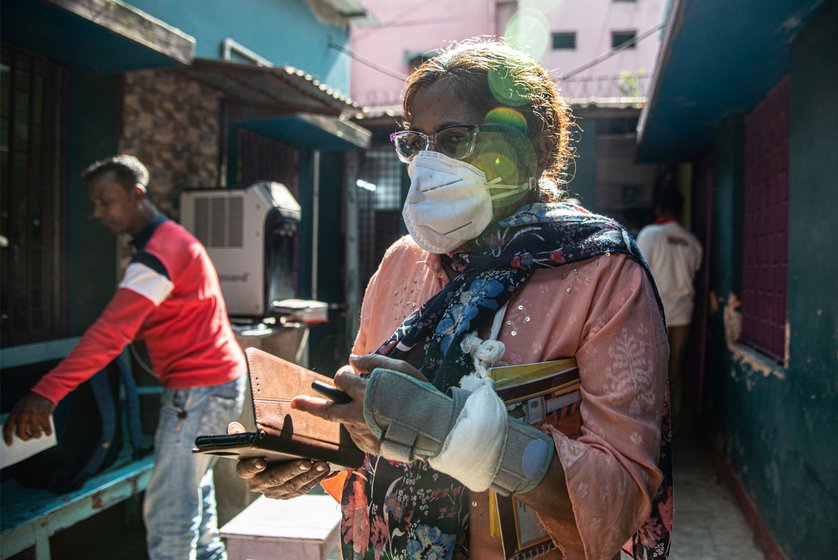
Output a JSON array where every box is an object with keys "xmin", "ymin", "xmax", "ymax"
[
  {"xmin": 710, "ymin": 115, "xmax": 744, "ymax": 296},
  {"xmin": 308, "ymin": 151, "xmax": 347, "ymax": 373},
  {"xmin": 704, "ymin": 3, "xmax": 838, "ymax": 558},
  {"xmin": 315, "ymin": 152, "xmax": 345, "ymax": 303},
  {"xmin": 783, "ymin": 1, "xmax": 838, "ymax": 554},
  {"xmin": 66, "ymin": 67, "xmax": 120, "ymax": 334},
  {"xmin": 297, "ymin": 148, "xmax": 314, "ymax": 300}
]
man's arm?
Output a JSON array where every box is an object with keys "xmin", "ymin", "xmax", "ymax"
[
  {"xmin": 29, "ymin": 288, "xmax": 157, "ymax": 403},
  {"xmin": 3, "ymin": 259, "xmax": 170, "ymax": 444}
]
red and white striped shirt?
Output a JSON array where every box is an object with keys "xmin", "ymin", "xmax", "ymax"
[{"xmin": 33, "ymin": 216, "xmax": 245, "ymax": 404}]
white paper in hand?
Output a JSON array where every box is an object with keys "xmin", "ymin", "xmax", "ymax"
[{"xmin": 0, "ymin": 416, "xmax": 57, "ymax": 469}]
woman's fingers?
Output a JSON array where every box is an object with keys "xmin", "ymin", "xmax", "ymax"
[
  {"xmin": 251, "ymin": 461, "xmax": 330, "ymax": 495},
  {"xmin": 236, "ymin": 457, "xmax": 268, "ymax": 479},
  {"xmin": 349, "ymin": 354, "xmax": 428, "ymax": 382},
  {"xmin": 227, "ymin": 421, "xmax": 247, "ymax": 435},
  {"xmin": 236, "ymin": 458, "xmax": 330, "ymax": 499},
  {"xmin": 333, "ymin": 370, "xmax": 368, "ymax": 401},
  {"xmin": 292, "ymin": 374, "xmax": 368, "ymax": 425}
]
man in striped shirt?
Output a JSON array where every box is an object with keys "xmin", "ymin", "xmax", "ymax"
[{"xmin": 4, "ymin": 155, "xmax": 246, "ymax": 560}]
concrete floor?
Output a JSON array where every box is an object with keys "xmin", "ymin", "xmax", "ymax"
[{"xmin": 668, "ymin": 431, "xmax": 765, "ymax": 560}]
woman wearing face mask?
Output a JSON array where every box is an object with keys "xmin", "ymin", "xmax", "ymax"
[{"xmin": 235, "ymin": 39, "xmax": 671, "ymax": 560}]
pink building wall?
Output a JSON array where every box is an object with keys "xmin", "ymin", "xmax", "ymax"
[
  {"xmin": 351, "ymin": 0, "xmax": 667, "ymax": 108},
  {"xmin": 350, "ymin": 0, "xmax": 498, "ymax": 108},
  {"xmin": 541, "ymin": 0, "xmax": 667, "ymax": 99}
]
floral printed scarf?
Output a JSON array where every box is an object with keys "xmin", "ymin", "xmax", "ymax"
[{"xmin": 340, "ymin": 202, "xmax": 672, "ymax": 560}]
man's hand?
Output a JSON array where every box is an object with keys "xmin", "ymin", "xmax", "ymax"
[
  {"xmin": 228, "ymin": 422, "xmax": 330, "ymax": 499},
  {"xmin": 3, "ymin": 392, "xmax": 56, "ymax": 445}
]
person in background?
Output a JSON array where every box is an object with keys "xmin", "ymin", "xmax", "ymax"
[
  {"xmin": 3, "ymin": 155, "xmax": 246, "ymax": 560},
  {"xmin": 235, "ymin": 40, "xmax": 672, "ymax": 560},
  {"xmin": 636, "ymin": 188, "xmax": 702, "ymax": 435}
]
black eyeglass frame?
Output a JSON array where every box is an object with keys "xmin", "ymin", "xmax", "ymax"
[{"xmin": 389, "ymin": 124, "xmax": 480, "ymax": 163}]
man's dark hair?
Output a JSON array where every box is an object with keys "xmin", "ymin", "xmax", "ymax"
[
  {"xmin": 655, "ymin": 188, "xmax": 684, "ymax": 218},
  {"xmin": 82, "ymin": 155, "xmax": 149, "ymax": 190}
]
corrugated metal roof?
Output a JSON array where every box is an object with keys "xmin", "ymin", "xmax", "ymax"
[{"xmin": 182, "ymin": 59, "xmax": 361, "ymax": 116}]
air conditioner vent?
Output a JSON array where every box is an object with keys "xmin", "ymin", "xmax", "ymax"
[
  {"xmin": 228, "ymin": 196, "xmax": 243, "ymax": 248},
  {"xmin": 193, "ymin": 195, "xmax": 245, "ymax": 248},
  {"xmin": 194, "ymin": 197, "xmax": 209, "ymax": 245}
]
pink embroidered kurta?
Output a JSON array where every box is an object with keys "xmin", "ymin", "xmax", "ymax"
[{"xmin": 349, "ymin": 236, "xmax": 669, "ymax": 560}]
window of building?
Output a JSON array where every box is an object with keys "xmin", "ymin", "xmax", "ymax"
[
  {"xmin": 741, "ymin": 76, "xmax": 789, "ymax": 361},
  {"xmin": 611, "ymin": 30, "xmax": 637, "ymax": 49},
  {"xmin": 1, "ymin": 46, "xmax": 69, "ymax": 346},
  {"xmin": 405, "ymin": 50, "xmax": 439, "ymax": 72},
  {"xmin": 551, "ymin": 32, "xmax": 576, "ymax": 50}
]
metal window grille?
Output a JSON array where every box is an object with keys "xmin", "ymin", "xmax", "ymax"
[
  {"xmin": 357, "ymin": 149, "xmax": 405, "ymax": 289},
  {"xmin": 0, "ymin": 45, "xmax": 69, "ymax": 346},
  {"xmin": 741, "ymin": 76, "xmax": 789, "ymax": 361}
]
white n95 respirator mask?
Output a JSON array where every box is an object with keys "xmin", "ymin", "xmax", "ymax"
[{"xmin": 402, "ymin": 151, "xmax": 495, "ymax": 254}]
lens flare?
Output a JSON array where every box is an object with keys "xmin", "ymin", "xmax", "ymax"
[
  {"xmin": 487, "ymin": 68, "xmax": 529, "ymax": 108},
  {"xmin": 471, "ymin": 120, "xmax": 539, "ymax": 187},
  {"xmin": 502, "ymin": 7, "xmax": 550, "ymax": 60},
  {"xmin": 485, "ymin": 107, "xmax": 528, "ymax": 133}
]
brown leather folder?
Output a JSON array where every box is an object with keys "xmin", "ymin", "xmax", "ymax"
[{"xmin": 192, "ymin": 347, "xmax": 364, "ymax": 470}]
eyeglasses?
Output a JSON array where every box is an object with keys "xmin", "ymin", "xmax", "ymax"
[{"xmin": 389, "ymin": 124, "xmax": 480, "ymax": 163}]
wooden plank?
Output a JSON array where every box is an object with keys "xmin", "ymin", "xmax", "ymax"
[{"xmin": 43, "ymin": 0, "xmax": 195, "ymax": 65}]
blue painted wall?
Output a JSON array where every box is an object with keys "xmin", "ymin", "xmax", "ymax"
[
  {"xmin": 637, "ymin": 0, "xmax": 823, "ymax": 161},
  {"xmin": 128, "ymin": 0, "xmax": 352, "ymax": 96}
]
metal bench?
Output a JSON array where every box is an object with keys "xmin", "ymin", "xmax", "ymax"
[
  {"xmin": 1, "ymin": 453, "xmax": 154, "ymax": 559},
  {"xmin": 0, "ymin": 339, "xmax": 159, "ymax": 560}
]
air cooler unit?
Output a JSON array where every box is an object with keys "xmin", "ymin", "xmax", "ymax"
[{"xmin": 180, "ymin": 182, "xmax": 300, "ymax": 318}]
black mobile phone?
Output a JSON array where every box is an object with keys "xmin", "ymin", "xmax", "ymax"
[
  {"xmin": 194, "ymin": 432, "xmax": 257, "ymax": 451},
  {"xmin": 311, "ymin": 380, "xmax": 352, "ymax": 404}
]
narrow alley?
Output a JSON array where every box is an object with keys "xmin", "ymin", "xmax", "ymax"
[{"xmin": 668, "ymin": 432, "xmax": 765, "ymax": 560}]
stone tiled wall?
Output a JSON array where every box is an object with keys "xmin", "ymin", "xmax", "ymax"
[{"xmin": 119, "ymin": 69, "xmax": 222, "ymax": 219}]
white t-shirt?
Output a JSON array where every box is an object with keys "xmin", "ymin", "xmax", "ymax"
[{"xmin": 637, "ymin": 220, "xmax": 702, "ymax": 327}]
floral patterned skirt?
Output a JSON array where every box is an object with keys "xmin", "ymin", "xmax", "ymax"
[{"xmin": 340, "ymin": 454, "xmax": 470, "ymax": 560}]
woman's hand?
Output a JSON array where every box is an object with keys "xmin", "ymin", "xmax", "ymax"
[
  {"xmin": 228, "ymin": 422, "xmax": 330, "ymax": 499},
  {"xmin": 291, "ymin": 367, "xmax": 379, "ymax": 454},
  {"xmin": 349, "ymin": 354, "xmax": 428, "ymax": 382},
  {"xmin": 235, "ymin": 458, "xmax": 330, "ymax": 499},
  {"xmin": 291, "ymin": 354, "xmax": 428, "ymax": 456}
]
